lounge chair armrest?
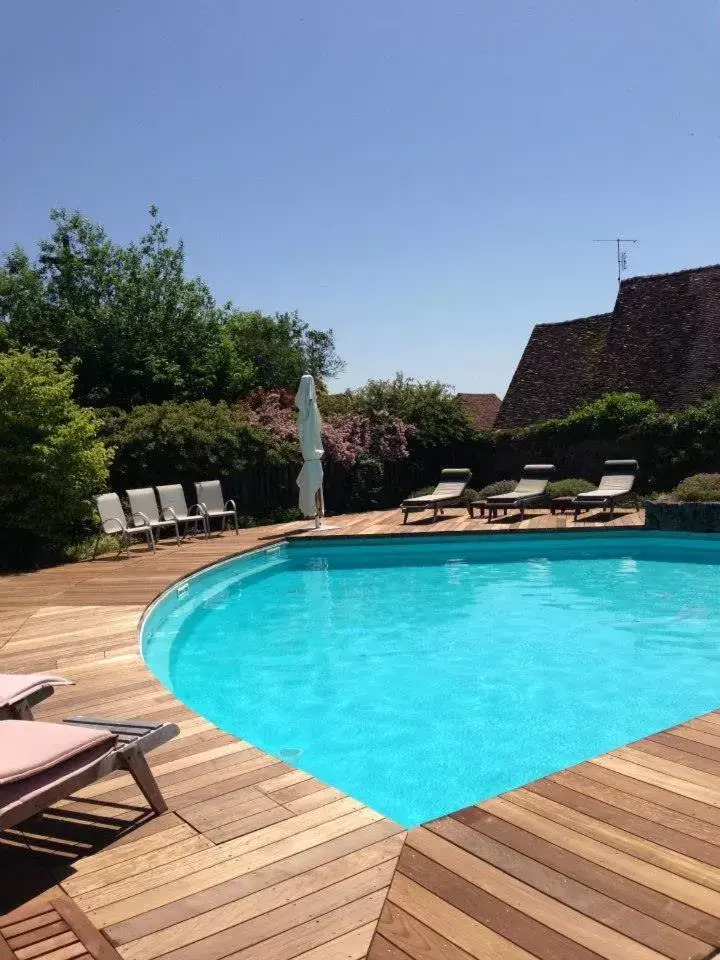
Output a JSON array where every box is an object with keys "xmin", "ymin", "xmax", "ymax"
[
  {"xmin": 224, "ymin": 499, "xmax": 237, "ymax": 511},
  {"xmin": 160, "ymin": 506, "xmax": 178, "ymax": 521},
  {"xmin": 188, "ymin": 503, "xmax": 206, "ymax": 517},
  {"xmin": 130, "ymin": 511, "xmax": 151, "ymax": 528},
  {"xmin": 198, "ymin": 500, "xmax": 208, "ymax": 514}
]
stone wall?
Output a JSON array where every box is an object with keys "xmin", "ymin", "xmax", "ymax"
[{"xmin": 645, "ymin": 500, "xmax": 720, "ymax": 533}]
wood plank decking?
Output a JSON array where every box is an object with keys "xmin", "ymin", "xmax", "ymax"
[{"xmin": 6, "ymin": 505, "xmax": 720, "ymax": 960}]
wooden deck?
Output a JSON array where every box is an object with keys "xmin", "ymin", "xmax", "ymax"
[{"xmin": 6, "ymin": 505, "xmax": 720, "ymax": 960}]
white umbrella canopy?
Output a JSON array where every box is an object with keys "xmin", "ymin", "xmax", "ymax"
[{"xmin": 295, "ymin": 375, "xmax": 325, "ymax": 523}]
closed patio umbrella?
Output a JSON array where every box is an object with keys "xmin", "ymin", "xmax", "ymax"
[
  {"xmin": 295, "ymin": 375, "xmax": 340, "ymax": 529},
  {"xmin": 295, "ymin": 375, "xmax": 323, "ymax": 525}
]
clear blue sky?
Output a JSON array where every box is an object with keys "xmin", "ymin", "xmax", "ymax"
[{"xmin": 2, "ymin": 2, "xmax": 719, "ymax": 396}]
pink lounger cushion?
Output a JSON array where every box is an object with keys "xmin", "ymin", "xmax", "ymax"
[
  {"xmin": 0, "ymin": 720, "xmax": 116, "ymax": 785},
  {"xmin": 0, "ymin": 673, "xmax": 73, "ymax": 707}
]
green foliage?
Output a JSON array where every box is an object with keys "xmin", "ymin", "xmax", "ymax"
[
  {"xmin": 493, "ymin": 393, "xmax": 672, "ymax": 493},
  {"xmin": 477, "ymin": 479, "xmax": 516, "ymax": 498},
  {"xmin": 546, "ymin": 478, "xmax": 595, "ymax": 499},
  {"xmin": 0, "ymin": 208, "xmax": 237, "ymax": 407},
  {"xmin": 0, "ymin": 208, "xmax": 343, "ymax": 408},
  {"xmin": 0, "ymin": 350, "xmax": 111, "ymax": 568},
  {"xmin": 525, "ymin": 393, "xmax": 660, "ymax": 441},
  {"xmin": 321, "ymin": 374, "xmax": 475, "ymax": 447},
  {"xmin": 671, "ymin": 474, "xmax": 720, "ymax": 502},
  {"xmin": 65, "ymin": 532, "xmax": 122, "ymax": 562},
  {"xmin": 222, "ymin": 310, "xmax": 344, "ymax": 395},
  {"xmin": 348, "ymin": 455, "xmax": 385, "ymax": 510},
  {"xmin": 104, "ymin": 400, "xmax": 294, "ymax": 491}
]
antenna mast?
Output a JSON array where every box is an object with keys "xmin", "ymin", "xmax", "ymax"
[{"xmin": 593, "ymin": 238, "xmax": 638, "ymax": 284}]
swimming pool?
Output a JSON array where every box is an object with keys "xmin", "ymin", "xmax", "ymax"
[{"xmin": 142, "ymin": 532, "xmax": 720, "ymax": 827}]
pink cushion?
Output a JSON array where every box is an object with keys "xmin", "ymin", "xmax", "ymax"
[
  {"xmin": 0, "ymin": 721, "xmax": 116, "ymax": 785},
  {"xmin": 0, "ymin": 673, "xmax": 72, "ymax": 708}
]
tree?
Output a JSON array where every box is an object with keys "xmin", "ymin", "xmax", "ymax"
[
  {"xmin": 0, "ymin": 350, "xmax": 111, "ymax": 568},
  {"xmin": 222, "ymin": 310, "xmax": 344, "ymax": 394},
  {"xmin": 0, "ymin": 209, "xmax": 344, "ymax": 406}
]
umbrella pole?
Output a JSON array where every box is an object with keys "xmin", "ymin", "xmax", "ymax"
[{"xmin": 315, "ymin": 488, "xmax": 324, "ymax": 529}]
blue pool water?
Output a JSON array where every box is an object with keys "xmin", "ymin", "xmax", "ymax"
[{"xmin": 142, "ymin": 532, "xmax": 720, "ymax": 827}]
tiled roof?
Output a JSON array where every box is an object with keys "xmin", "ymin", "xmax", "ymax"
[
  {"xmin": 457, "ymin": 392, "xmax": 502, "ymax": 429},
  {"xmin": 497, "ymin": 264, "xmax": 720, "ymax": 428}
]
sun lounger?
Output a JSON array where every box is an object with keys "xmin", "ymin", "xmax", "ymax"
[
  {"xmin": 127, "ymin": 488, "xmax": 181, "ymax": 545},
  {"xmin": 401, "ymin": 469, "xmax": 472, "ymax": 524},
  {"xmin": 0, "ymin": 673, "xmax": 72, "ymax": 720},
  {"xmin": 0, "ymin": 717, "xmax": 178, "ymax": 830},
  {"xmin": 195, "ymin": 480, "xmax": 239, "ymax": 534},
  {"xmin": 94, "ymin": 492, "xmax": 155, "ymax": 558},
  {"xmin": 572, "ymin": 459, "xmax": 640, "ymax": 519},
  {"xmin": 156, "ymin": 484, "xmax": 209, "ymax": 538},
  {"xmin": 468, "ymin": 464, "xmax": 556, "ymax": 520}
]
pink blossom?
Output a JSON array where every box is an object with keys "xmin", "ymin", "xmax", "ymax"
[{"xmin": 238, "ymin": 390, "xmax": 413, "ymax": 466}]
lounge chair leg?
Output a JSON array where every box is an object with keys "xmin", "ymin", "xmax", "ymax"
[
  {"xmin": 174, "ymin": 520, "xmax": 181, "ymax": 546},
  {"xmin": 403, "ymin": 510, "xmax": 408, "ymax": 525},
  {"xmin": 122, "ymin": 747, "xmax": 167, "ymax": 815},
  {"xmin": 233, "ymin": 512, "xmax": 239, "ymax": 535},
  {"xmin": 13, "ymin": 699, "xmax": 34, "ymax": 720},
  {"xmin": 147, "ymin": 529, "xmax": 155, "ymax": 552},
  {"xmin": 122, "ymin": 531, "xmax": 131, "ymax": 558}
]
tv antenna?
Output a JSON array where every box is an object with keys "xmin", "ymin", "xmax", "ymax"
[{"xmin": 593, "ymin": 238, "xmax": 638, "ymax": 284}]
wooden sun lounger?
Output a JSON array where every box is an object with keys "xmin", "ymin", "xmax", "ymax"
[
  {"xmin": 400, "ymin": 468, "xmax": 472, "ymax": 524},
  {"xmin": 468, "ymin": 464, "xmax": 556, "ymax": 521},
  {"xmin": 0, "ymin": 673, "xmax": 72, "ymax": 721},
  {"xmin": 0, "ymin": 717, "xmax": 178, "ymax": 831},
  {"xmin": 572, "ymin": 459, "xmax": 640, "ymax": 519}
]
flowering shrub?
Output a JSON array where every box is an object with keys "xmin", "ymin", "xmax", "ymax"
[
  {"xmin": 240, "ymin": 389, "xmax": 298, "ymax": 440},
  {"xmin": 239, "ymin": 389, "xmax": 413, "ymax": 467}
]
